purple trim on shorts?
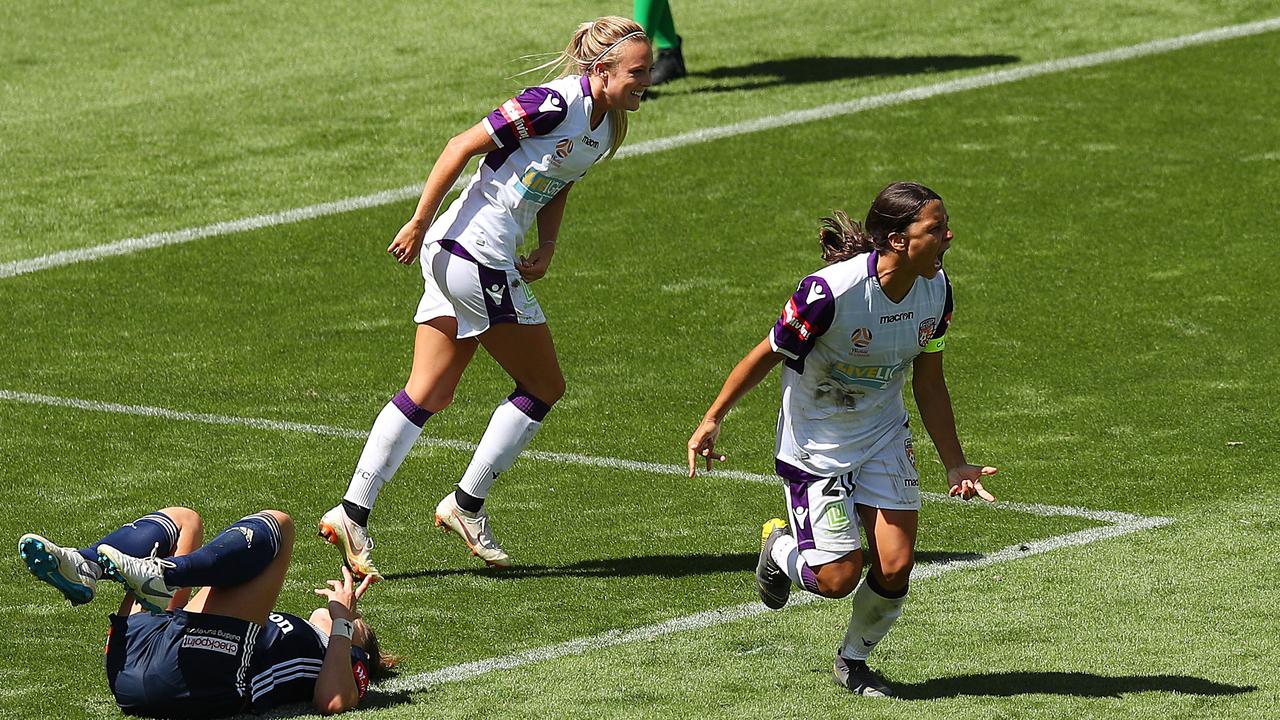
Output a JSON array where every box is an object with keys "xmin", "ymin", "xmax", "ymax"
[
  {"xmin": 436, "ymin": 239, "xmax": 518, "ymax": 327},
  {"xmin": 438, "ymin": 238, "xmax": 477, "ymax": 263},
  {"xmin": 800, "ymin": 564, "xmax": 821, "ymax": 594},
  {"xmin": 507, "ymin": 387, "xmax": 552, "ymax": 421},
  {"xmin": 477, "ymin": 264, "xmax": 518, "ymax": 325},
  {"xmin": 776, "ymin": 459, "xmax": 824, "ymax": 483},
  {"xmin": 392, "ymin": 389, "xmax": 433, "ymax": 427},
  {"xmin": 786, "ymin": 479, "xmax": 816, "ymax": 551}
]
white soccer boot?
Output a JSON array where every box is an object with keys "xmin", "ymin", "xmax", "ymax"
[
  {"xmin": 97, "ymin": 544, "xmax": 178, "ymax": 614},
  {"xmin": 434, "ymin": 493, "xmax": 512, "ymax": 568},
  {"xmin": 18, "ymin": 533, "xmax": 99, "ymax": 606},
  {"xmin": 318, "ymin": 505, "xmax": 382, "ymax": 581},
  {"xmin": 832, "ymin": 655, "xmax": 894, "ymax": 697}
]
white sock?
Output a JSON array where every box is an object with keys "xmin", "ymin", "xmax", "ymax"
[
  {"xmin": 343, "ymin": 391, "xmax": 431, "ymax": 510},
  {"xmin": 770, "ymin": 533, "xmax": 821, "ymax": 594},
  {"xmin": 841, "ymin": 575, "xmax": 908, "ymax": 660},
  {"xmin": 457, "ymin": 391, "xmax": 549, "ymax": 500}
]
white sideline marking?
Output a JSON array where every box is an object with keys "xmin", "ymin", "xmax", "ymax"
[
  {"xmin": 0, "ymin": 388, "xmax": 1156, "ymax": 524},
  {"xmin": 2, "ymin": 387, "xmax": 1172, "ymax": 696},
  {"xmin": 379, "ymin": 513, "xmax": 1170, "ymax": 694},
  {"xmin": 3, "ymin": 17, "xmax": 1277, "ymax": 280}
]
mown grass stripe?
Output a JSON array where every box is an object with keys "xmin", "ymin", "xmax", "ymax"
[
  {"xmin": 2, "ymin": 17, "xmax": 1276, "ymax": 281},
  {"xmin": 0, "ymin": 388, "xmax": 1167, "ymax": 527},
  {"xmin": 376, "ymin": 512, "xmax": 1170, "ymax": 695}
]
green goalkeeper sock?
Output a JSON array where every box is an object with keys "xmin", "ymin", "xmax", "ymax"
[{"xmin": 634, "ymin": 0, "xmax": 680, "ymax": 51}]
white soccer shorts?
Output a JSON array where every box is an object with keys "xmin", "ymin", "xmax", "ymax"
[
  {"xmin": 414, "ymin": 239, "xmax": 546, "ymax": 338},
  {"xmin": 780, "ymin": 423, "xmax": 920, "ymax": 566}
]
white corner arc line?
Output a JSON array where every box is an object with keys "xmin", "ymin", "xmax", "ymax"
[
  {"xmin": 378, "ymin": 512, "xmax": 1170, "ymax": 695},
  {"xmin": 3, "ymin": 17, "xmax": 1277, "ymax": 281}
]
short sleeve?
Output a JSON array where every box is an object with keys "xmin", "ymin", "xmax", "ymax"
[
  {"xmin": 770, "ymin": 275, "xmax": 836, "ymax": 362},
  {"xmin": 922, "ymin": 276, "xmax": 953, "ymax": 353},
  {"xmin": 482, "ymin": 86, "xmax": 569, "ymax": 148}
]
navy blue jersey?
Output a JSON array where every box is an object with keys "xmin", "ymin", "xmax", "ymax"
[
  {"xmin": 248, "ymin": 612, "xmax": 370, "ymax": 712},
  {"xmin": 106, "ymin": 609, "xmax": 259, "ymax": 718}
]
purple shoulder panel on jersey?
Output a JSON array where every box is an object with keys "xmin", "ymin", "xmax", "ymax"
[
  {"xmin": 770, "ymin": 274, "xmax": 836, "ymax": 369},
  {"xmin": 483, "ymin": 86, "xmax": 570, "ymax": 149}
]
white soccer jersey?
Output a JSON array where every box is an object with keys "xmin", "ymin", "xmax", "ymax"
[
  {"xmin": 769, "ymin": 250, "xmax": 954, "ymax": 478},
  {"xmin": 423, "ymin": 75, "xmax": 612, "ymax": 270}
]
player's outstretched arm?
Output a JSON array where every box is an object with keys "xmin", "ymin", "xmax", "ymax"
[
  {"xmin": 911, "ymin": 351, "xmax": 997, "ymax": 502},
  {"xmin": 388, "ymin": 123, "xmax": 498, "ymax": 265},
  {"xmin": 312, "ymin": 567, "xmax": 374, "ymax": 715},
  {"xmin": 688, "ymin": 338, "xmax": 784, "ymax": 476}
]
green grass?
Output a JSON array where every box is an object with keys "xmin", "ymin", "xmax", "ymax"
[{"xmin": 2, "ymin": 1, "xmax": 1279, "ymax": 718}]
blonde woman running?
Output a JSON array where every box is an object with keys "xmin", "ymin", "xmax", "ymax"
[{"xmin": 320, "ymin": 17, "xmax": 652, "ymax": 577}]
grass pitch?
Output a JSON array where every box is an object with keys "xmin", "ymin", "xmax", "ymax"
[{"xmin": 2, "ymin": 2, "xmax": 1278, "ymax": 718}]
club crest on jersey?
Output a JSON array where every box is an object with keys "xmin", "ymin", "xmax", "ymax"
[
  {"xmin": 905, "ymin": 437, "xmax": 916, "ymax": 468},
  {"xmin": 917, "ymin": 317, "xmax": 938, "ymax": 348},
  {"xmin": 850, "ymin": 328, "xmax": 872, "ymax": 353}
]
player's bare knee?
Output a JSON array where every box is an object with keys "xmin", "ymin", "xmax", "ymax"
[
  {"xmin": 816, "ymin": 562, "xmax": 859, "ymax": 598},
  {"xmin": 420, "ymin": 387, "xmax": 455, "ymax": 413},
  {"xmin": 261, "ymin": 510, "xmax": 295, "ymax": 545},
  {"xmin": 159, "ymin": 506, "xmax": 202, "ymax": 533},
  {"xmin": 875, "ymin": 560, "xmax": 914, "ymax": 591},
  {"xmin": 535, "ymin": 376, "xmax": 565, "ymax": 406}
]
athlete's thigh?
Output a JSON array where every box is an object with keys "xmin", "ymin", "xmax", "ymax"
[
  {"xmin": 405, "ymin": 318, "xmax": 479, "ymax": 408},
  {"xmin": 857, "ymin": 504, "xmax": 918, "ymax": 577},
  {"xmin": 477, "ymin": 322, "xmax": 564, "ymax": 401}
]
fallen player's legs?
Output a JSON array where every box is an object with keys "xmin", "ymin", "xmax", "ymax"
[{"xmin": 184, "ymin": 510, "xmax": 295, "ymax": 625}]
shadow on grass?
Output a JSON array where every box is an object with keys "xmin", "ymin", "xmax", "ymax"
[
  {"xmin": 243, "ymin": 689, "xmax": 412, "ymax": 718},
  {"xmin": 894, "ymin": 672, "xmax": 1257, "ymax": 700},
  {"xmin": 382, "ymin": 550, "xmax": 979, "ymax": 582},
  {"xmin": 646, "ymin": 53, "xmax": 1020, "ymax": 98}
]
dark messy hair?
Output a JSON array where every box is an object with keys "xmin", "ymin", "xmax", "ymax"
[{"xmin": 818, "ymin": 181, "xmax": 943, "ymax": 264}]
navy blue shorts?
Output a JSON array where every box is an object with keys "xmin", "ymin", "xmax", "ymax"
[{"xmin": 105, "ymin": 609, "xmax": 260, "ymax": 718}]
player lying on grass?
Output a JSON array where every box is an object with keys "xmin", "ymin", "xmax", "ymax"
[
  {"xmin": 319, "ymin": 15, "xmax": 654, "ymax": 577},
  {"xmin": 687, "ymin": 181, "xmax": 998, "ymax": 698},
  {"xmin": 19, "ymin": 506, "xmax": 391, "ymax": 717}
]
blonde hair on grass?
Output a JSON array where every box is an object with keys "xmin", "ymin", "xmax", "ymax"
[{"xmin": 518, "ymin": 16, "xmax": 648, "ymax": 159}]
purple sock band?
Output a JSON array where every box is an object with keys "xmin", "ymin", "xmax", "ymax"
[
  {"xmin": 800, "ymin": 565, "xmax": 821, "ymax": 594},
  {"xmin": 506, "ymin": 388, "xmax": 551, "ymax": 421},
  {"xmin": 392, "ymin": 390, "xmax": 433, "ymax": 427}
]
